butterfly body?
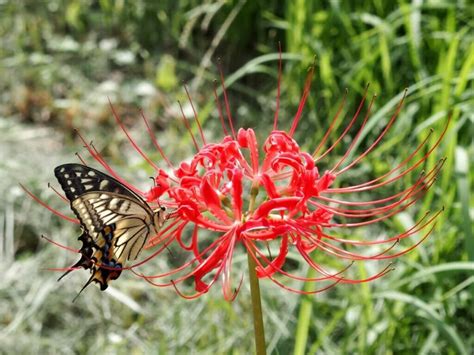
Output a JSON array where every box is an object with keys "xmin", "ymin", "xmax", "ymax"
[{"xmin": 54, "ymin": 163, "xmax": 166, "ymax": 297}]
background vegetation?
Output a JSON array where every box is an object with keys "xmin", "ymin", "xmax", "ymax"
[{"xmin": 0, "ymin": 0, "xmax": 472, "ymax": 353}]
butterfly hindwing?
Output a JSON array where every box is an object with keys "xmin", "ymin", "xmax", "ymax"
[{"xmin": 71, "ymin": 191, "xmax": 153, "ymax": 241}]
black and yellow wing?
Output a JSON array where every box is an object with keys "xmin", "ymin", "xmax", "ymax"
[{"xmin": 54, "ymin": 163, "xmax": 162, "ymax": 298}]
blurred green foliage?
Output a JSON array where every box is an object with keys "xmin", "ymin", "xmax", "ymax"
[{"xmin": 0, "ymin": 0, "xmax": 472, "ymax": 354}]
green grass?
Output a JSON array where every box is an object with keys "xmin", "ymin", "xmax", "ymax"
[{"xmin": 0, "ymin": 0, "xmax": 472, "ymax": 353}]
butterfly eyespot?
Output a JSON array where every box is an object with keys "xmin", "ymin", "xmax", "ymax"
[{"xmin": 161, "ymin": 207, "xmax": 166, "ymax": 211}]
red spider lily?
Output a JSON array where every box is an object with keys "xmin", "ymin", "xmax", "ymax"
[{"xmin": 23, "ymin": 58, "xmax": 447, "ymax": 301}]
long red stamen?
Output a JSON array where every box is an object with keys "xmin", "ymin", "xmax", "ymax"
[
  {"xmin": 335, "ymin": 89, "xmax": 407, "ymax": 175},
  {"xmin": 175, "ymin": 223, "xmax": 193, "ymax": 250},
  {"xmin": 139, "ymin": 109, "xmax": 174, "ymax": 169},
  {"xmin": 297, "ymin": 243, "xmax": 396, "ymax": 283},
  {"xmin": 317, "ymin": 222, "xmax": 435, "ymax": 261},
  {"xmin": 127, "ymin": 233, "xmax": 176, "ymax": 269},
  {"xmin": 273, "ymin": 41, "xmax": 282, "ymax": 130},
  {"xmin": 45, "ymin": 266, "xmax": 81, "ymax": 272},
  {"xmin": 245, "ymin": 241, "xmax": 343, "ymax": 294},
  {"xmin": 247, "ymin": 239, "xmax": 352, "ymax": 282},
  {"xmin": 178, "ymin": 100, "xmax": 200, "ymax": 151},
  {"xmin": 323, "ymin": 180, "xmax": 434, "ymax": 227},
  {"xmin": 213, "ymin": 80, "xmax": 230, "ymax": 136},
  {"xmin": 138, "ymin": 240, "xmax": 225, "ymax": 290},
  {"xmin": 21, "ymin": 184, "xmax": 79, "ymax": 224},
  {"xmin": 322, "ymin": 210, "xmax": 440, "ymax": 246},
  {"xmin": 221, "ymin": 232, "xmax": 239, "ymax": 301},
  {"xmin": 217, "ymin": 60, "xmax": 236, "ymax": 138},
  {"xmin": 289, "ymin": 63, "xmax": 315, "ymax": 136},
  {"xmin": 168, "ymin": 280, "xmax": 209, "ymax": 299},
  {"xmin": 330, "ymin": 94, "xmax": 376, "ymax": 173},
  {"xmin": 137, "ymin": 228, "xmax": 230, "ymax": 280},
  {"xmin": 334, "ymin": 158, "xmax": 442, "ymax": 206},
  {"xmin": 328, "ymin": 150, "xmax": 444, "ymax": 195},
  {"xmin": 312, "ymin": 89, "xmax": 348, "ymax": 157},
  {"xmin": 146, "ymin": 219, "xmax": 182, "ymax": 248},
  {"xmin": 313, "ymin": 164, "xmax": 440, "ymax": 220},
  {"xmin": 327, "ymin": 131, "xmax": 435, "ymax": 193},
  {"xmin": 75, "ymin": 129, "xmax": 145, "ymax": 195},
  {"xmin": 331, "ymin": 116, "xmax": 450, "ymax": 192},
  {"xmin": 315, "ymin": 84, "xmax": 369, "ymax": 163},
  {"xmin": 108, "ymin": 99, "xmax": 159, "ymax": 171},
  {"xmin": 316, "ymin": 174, "xmax": 425, "ymax": 207},
  {"xmin": 47, "ymin": 182, "xmax": 68, "ymax": 203},
  {"xmin": 41, "ymin": 234, "xmax": 79, "ymax": 252},
  {"xmin": 184, "ymin": 84, "xmax": 206, "ymax": 145}
]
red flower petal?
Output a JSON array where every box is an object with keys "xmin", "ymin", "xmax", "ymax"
[
  {"xmin": 253, "ymin": 197, "xmax": 300, "ymax": 219},
  {"xmin": 230, "ymin": 168, "xmax": 243, "ymax": 218},
  {"xmin": 237, "ymin": 128, "xmax": 259, "ymax": 174},
  {"xmin": 259, "ymin": 173, "xmax": 279, "ymax": 198}
]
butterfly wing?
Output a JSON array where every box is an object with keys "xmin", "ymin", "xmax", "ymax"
[
  {"xmin": 69, "ymin": 191, "xmax": 154, "ymax": 254},
  {"xmin": 54, "ymin": 163, "xmax": 146, "ymax": 207},
  {"xmin": 54, "ymin": 164, "xmax": 159, "ymax": 295}
]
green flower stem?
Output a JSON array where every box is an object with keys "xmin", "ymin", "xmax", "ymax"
[
  {"xmin": 246, "ymin": 182, "xmax": 266, "ymax": 355},
  {"xmin": 247, "ymin": 251, "xmax": 266, "ymax": 355}
]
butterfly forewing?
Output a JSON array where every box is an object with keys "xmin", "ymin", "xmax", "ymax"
[{"xmin": 54, "ymin": 163, "xmax": 144, "ymax": 202}]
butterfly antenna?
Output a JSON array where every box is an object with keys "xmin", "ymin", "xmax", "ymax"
[{"xmin": 72, "ymin": 274, "xmax": 95, "ymax": 303}]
